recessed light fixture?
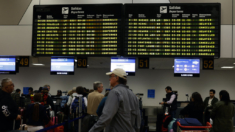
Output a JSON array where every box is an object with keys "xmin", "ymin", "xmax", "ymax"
[
  {"xmin": 172, "ymin": 65, "xmax": 174, "ymax": 68},
  {"xmin": 75, "ymin": 59, "xmax": 77, "ymax": 62},
  {"xmin": 33, "ymin": 63, "xmax": 45, "ymax": 66},
  {"xmin": 221, "ymin": 66, "xmax": 234, "ymax": 69}
]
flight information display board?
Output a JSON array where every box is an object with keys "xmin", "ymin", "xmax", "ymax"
[
  {"xmin": 32, "ymin": 4, "xmax": 122, "ymax": 56},
  {"xmin": 124, "ymin": 4, "xmax": 220, "ymax": 58}
]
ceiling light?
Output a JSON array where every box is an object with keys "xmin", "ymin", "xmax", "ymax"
[
  {"xmin": 234, "ymin": 63, "xmax": 235, "ymax": 64},
  {"xmin": 75, "ymin": 59, "xmax": 77, "ymax": 62},
  {"xmin": 33, "ymin": 63, "xmax": 45, "ymax": 66},
  {"xmin": 172, "ymin": 65, "xmax": 174, "ymax": 68},
  {"xmin": 221, "ymin": 66, "xmax": 234, "ymax": 69}
]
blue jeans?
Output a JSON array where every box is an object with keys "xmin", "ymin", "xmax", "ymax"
[{"xmin": 170, "ymin": 110, "xmax": 176, "ymax": 118}]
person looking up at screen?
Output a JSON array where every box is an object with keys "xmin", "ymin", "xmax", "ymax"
[
  {"xmin": 161, "ymin": 86, "xmax": 178, "ymax": 118},
  {"xmin": 0, "ymin": 78, "xmax": 21, "ymax": 131}
]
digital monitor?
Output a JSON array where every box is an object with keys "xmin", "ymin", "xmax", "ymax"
[
  {"xmin": 50, "ymin": 57, "xmax": 74, "ymax": 75},
  {"xmin": 0, "ymin": 58, "xmax": 16, "ymax": 74},
  {"xmin": 32, "ymin": 4, "xmax": 122, "ymax": 57},
  {"xmin": 174, "ymin": 58, "xmax": 200, "ymax": 77},
  {"xmin": 111, "ymin": 57, "xmax": 135, "ymax": 76},
  {"xmin": 124, "ymin": 4, "xmax": 220, "ymax": 58}
]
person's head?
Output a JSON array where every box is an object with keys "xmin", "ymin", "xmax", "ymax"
[
  {"xmin": 29, "ymin": 87, "xmax": 33, "ymax": 94},
  {"xmin": 32, "ymin": 93, "xmax": 42, "ymax": 122},
  {"xmin": 209, "ymin": 89, "xmax": 215, "ymax": 98},
  {"xmin": 57, "ymin": 90, "xmax": 62, "ymax": 96},
  {"xmin": 68, "ymin": 90, "xmax": 73, "ymax": 96},
  {"xmin": 165, "ymin": 86, "xmax": 172, "ymax": 93},
  {"xmin": 1, "ymin": 78, "xmax": 14, "ymax": 93},
  {"xmin": 38, "ymin": 87, "xmax": 43, "ymax": 93},
  {"xmin": 34, "ymin": 93, "xmax": 42, "ymax": 102},
  {"xmin": 44, "ymin": 84, "xmax": 50, "ymax": 92},
  {"xmin": 16, "ymin": 89, "xmax": 21, "ymax": 94},
  {"xmin": 72, "ymin": 87, "xmax": 76, "ymax": 93},
  {"xmin": 106, "ymin": 68, "xmax": 127, "ymax": 87},
  {"xmin": 219, "ymin": 90, "xmax": 230, "ymax": 105},
  {"xmin": 191, "ymin": 92, "xmax": 203, "ymax": 103},
  {"xmin": 41, "ymin": 87, "xmax": 49, "ymax": 95},
  {"xmin": 76, "ymin": 86, "xmax": 84, "ymax": 94},
  {"xmin": 93, "ymin": 81, "xmax": 103, "ymax": 93}
]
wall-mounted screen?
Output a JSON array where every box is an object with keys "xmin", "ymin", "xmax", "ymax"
[
  {"xmin": 111, "ymin": 57, "xmax": 136, "ymax": 76},
  {"xmin": 174, "ymin": 58, "xmax": 200, "ymax": 77},
  {"xmin": 0, "ymin": 58, "xmax": 16, "ymax": 74},
  {"xmin": 124, "ymin": 4, "xmax": 220, "ymax": 58},
  {"xmin": 51, "ymin": 57, "xmax": 74, "ymax": 75},
  {"xmin": 32, "ymin": 4, "xmax": 122, "ymax": 56}
]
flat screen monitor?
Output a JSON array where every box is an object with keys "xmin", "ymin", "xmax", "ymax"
[
  {"xmin": 111, "ymin": 57, "xmax": 135, "ymax": 76},
  {"xmin": 174, "ymin": 58, "xmax": 200, "ymax": 77},
  {"xmin": 0, "ymin": 58, "xmax": 16, "ymax": 74},
  {"xmin": 50, "ymin": 57, "xmax": 74, "ymax": 75}
]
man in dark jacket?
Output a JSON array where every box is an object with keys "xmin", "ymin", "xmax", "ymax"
[
  {"xmin": 0, "ymin": 78, "xmax": 21, "ymax": 131},
  {"xmin": 161, "ymin": 86, "xmax": 177, "ymax": 118},
  {"xmin": 203, "ymin": 89, "xmax": 218, "ymax": 124},
  {"xmin": 11, "ymin": 89, "xmax": 21, "ymax": 108}
]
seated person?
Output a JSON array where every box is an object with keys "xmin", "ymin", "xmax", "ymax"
[
  {"xmin": 180, "ymin": 92, "xmax": 205, "ymax": 124},
  {"xmin": 25, "ymin": 93, "xmax": 50, "ymax": 131}
]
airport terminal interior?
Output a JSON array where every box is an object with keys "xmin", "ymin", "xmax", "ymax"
[{"xmin": 1, "ymin": 0, "xmax": 235, "ymax": 132}]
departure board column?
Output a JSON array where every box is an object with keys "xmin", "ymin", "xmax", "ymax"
[
  {"xmin": 124, "ymin": 4, "xmax": 221, "ymax": 58},
  {"xmin": 32, "ymin": 4, "xmax": 122, "ymax": 56}
]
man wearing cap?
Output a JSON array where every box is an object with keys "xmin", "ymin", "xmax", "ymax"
[{"xmin": 89, "ymin": 68, "xmax": 141, "ymax": 132}]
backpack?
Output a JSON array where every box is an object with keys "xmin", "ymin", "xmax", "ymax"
[
  {"xmin": 71, "ymin": 97, "xmax": 86, "ymax": 114},
  {"xmin": 60, "ymin": 96, "xmax": 69, "ymax": 108}
]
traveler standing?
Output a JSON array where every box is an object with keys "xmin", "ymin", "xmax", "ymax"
[
  {"xmin": 87, "ymin": 81, "xmax": 104, "ymax": 116},
  {"xmin": 0, "ymin": 78, "xmax": 21, "ymax": 131},
  {"xmin": 11, "ymin": 89, "xmax": 21, "ymax": 108},
  {"xmin": 203, "ymin": 89, "xmax": 218, "ymax": 124},
  {"xmin": 89, "ymin": 68, "xmax": 141, "ymax": 132},
  {"xmin": 210, "ymin": 90, "xmax": 235, "ymax": 132},
  {"xmin": 161, "ymin": 86, "xmax": 178, "ymax": 118},
  {"xmin": 180, "ymin": 92, "xmax": 205, "ymax": 124}
]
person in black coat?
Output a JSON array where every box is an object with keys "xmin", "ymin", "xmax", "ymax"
[
  {"xmin": 25, "ymin": 93, "xmax": 50, "ymax": 126},
  {"xmin": 0, "ymin": 78, "xmax": 21, "ymax": 131},
  {"xmin": 180, "ymin": 92, "xmax": 205, "ymax": 124}
]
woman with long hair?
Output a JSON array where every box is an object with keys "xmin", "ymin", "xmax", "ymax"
[
  {"xmin": 180, "ymin": 92, "xmax": 205, "ymax": 124},
  {"xmin": 25, "ymin": 93, "xmax": 50, "ymax": 131},
  {"xmin": 210, "ymin": 90, "xmax": 235, "ymax": 132}
]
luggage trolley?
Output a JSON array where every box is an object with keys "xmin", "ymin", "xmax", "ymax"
[{"xmin": 177, "ymin": 122, "xmax": 212, "ymax": 132}]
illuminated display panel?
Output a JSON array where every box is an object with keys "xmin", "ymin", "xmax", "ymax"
[
  {"xmin": 32, "ymin": 4, "xmax": 122, "ymax": 56},
  {"xmin": 124, "ymin": 4, "xmax": 221, "ymax": 58}
]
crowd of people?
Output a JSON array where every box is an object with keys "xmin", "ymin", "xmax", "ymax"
[
  {"xmin": 0, "ymin": 68, "xmax": 141, "ymax": 132},
  {"xmin": 161, "ymin": 87, "xmax": 235, "ymax": 132},
  {"xmin": 0, "ymin": 68, "xmax": 235, "ymax": 132}
]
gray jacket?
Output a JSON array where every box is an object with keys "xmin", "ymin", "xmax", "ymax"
[{"xmin": 89, "ymin": 84, "xmax": 141, "ymax": 132}]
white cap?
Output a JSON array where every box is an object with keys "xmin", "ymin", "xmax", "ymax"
[{"xmin": 106, "ymin": 68, "xmax": 127, "ymax": 79}]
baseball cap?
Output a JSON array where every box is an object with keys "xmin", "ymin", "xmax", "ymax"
[{"xmin": 106, "ymin": 68, "xmax": 127, "ymax": 79}]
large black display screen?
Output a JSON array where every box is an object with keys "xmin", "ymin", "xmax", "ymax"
[
  {"xmin": 32, "ymin": 4, "xmax": 122, "ymax": 56},
  {"xmin": 124, "ymin": 4, "xmax": 220, "ymax": 58}
]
